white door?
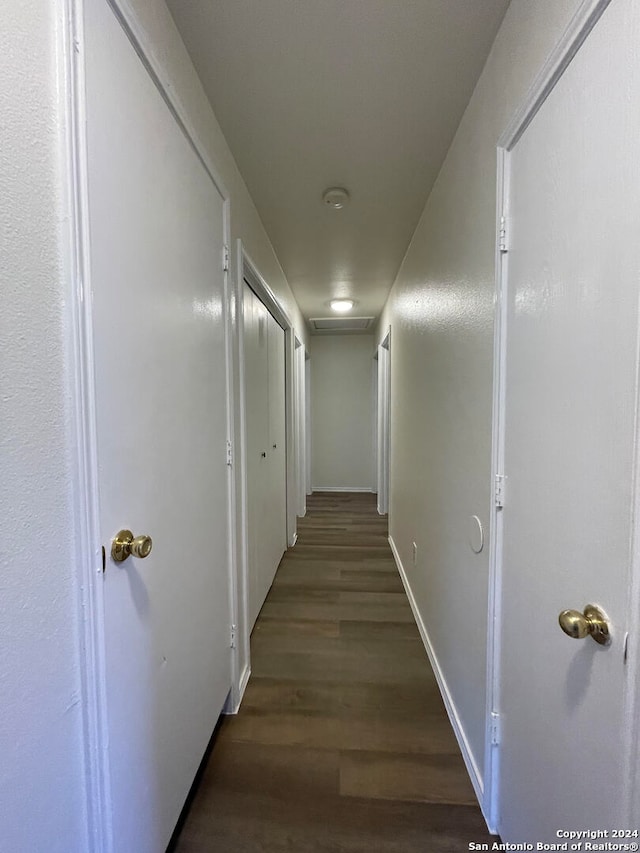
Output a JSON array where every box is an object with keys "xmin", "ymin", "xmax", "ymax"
[
  {"xmin": 497, "ymin": 0, "xmax": 640, "ymax": 840},
  {"xmin": 243, "ymin": 285, "xmax": 287, "ymax": 628},
  {"xmin": 267, "ymin": 312, "xmax": 287, "ymax": 569},
  {"xmin": 244, "ymin": 284, "xmax": 270, "ymax": 627},
  {"xmin": 85, "ymin": 2, "xmax": 231, "ymax": 850}
]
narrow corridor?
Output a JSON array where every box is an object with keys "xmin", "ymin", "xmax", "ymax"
[{"xmin": 174, "ymin": 493, "xmax": 495, "ymax": 851}]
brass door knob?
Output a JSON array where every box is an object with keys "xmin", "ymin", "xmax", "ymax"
[
  {"xmin": 558, "ymin": 604, "xmax": 610, "ymax": 646},
  {"xmin": 112, "ymin": 529, "xmax": 153, "ymax": 563}
]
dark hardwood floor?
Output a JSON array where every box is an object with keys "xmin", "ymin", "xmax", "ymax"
[{"xmin": 174, "ymin": 492, "xmax": 495, "ymax": 852}]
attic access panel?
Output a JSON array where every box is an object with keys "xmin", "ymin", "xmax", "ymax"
[{"xmin": 310, "ymin": 317, "xmax": 374, "ymax": 332}]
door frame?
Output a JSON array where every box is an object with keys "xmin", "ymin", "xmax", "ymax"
[
  {"xmin": 376, "ymin": 328, "xmax": 391, "ymax": 515},
  {"xmin": 485, "ymin": 0, "xmax": 640, "ymax": 833},
  {"xmin": 294, "ymin": 336, "xmax": 307, "ymax": 518},
  {"xmin": 305, "ymin": 351, "xmax": 312, "ymax": 497},
  {"xmin": 63, "ymin": 1, "xmax": 235, "ymax": 849},
  {"xmin": 233, "ymin": 242, "xmax": 301, "ymax": 697}
]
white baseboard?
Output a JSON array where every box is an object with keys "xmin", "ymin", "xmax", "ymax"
[
  {"xmin": 224, "ymin": 664, "xmax": 251, "ymax": 715},
  {"xmin": 388, "ymin": 535, "xmax": 486, "ymax": 816},
  {"xmin": 291, "ymin": 532, "xmax": 298, "ymax": 546},
  {"xmin": 311, "ymin": 486, "xmax": 373, "ymax": 493}
]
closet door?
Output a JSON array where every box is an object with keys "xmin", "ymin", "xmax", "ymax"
[
  {"xmin": 266, "ymin": 313, "xmax": 287, "ymax": 577},
  {"xmin": 244, "ymin": 285, "xmax": 269, "ymax": 628},
  {"xmin": 243, "ymin": 284, "xmax": 288, "ymax": 630}
]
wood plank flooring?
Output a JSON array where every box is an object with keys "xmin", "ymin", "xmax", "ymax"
[{"xmin": 174, "ymin": 492, "xmax": 495, "ymax": 852}]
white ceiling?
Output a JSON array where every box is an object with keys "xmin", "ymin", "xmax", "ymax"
[{"xmin": 166, "ymin": 0, "xmax": 511, "ymax": 326}]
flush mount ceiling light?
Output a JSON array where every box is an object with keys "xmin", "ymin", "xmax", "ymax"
[
  {"xmin": 330, "ymin": 299, "xmax": 355, "ymax": 313},
  {"xmin": 322, "ymin": 187, "xmax": 350, "ymax": 209}
]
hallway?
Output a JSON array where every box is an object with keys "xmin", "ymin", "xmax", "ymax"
[{"xmin": 174, "ymin": 493, "xmax": 494, "ymax": 852}]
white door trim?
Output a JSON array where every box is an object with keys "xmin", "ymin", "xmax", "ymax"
[
  {"xmin": 624, "ymin": 381, "xmax": 640, "ymax": 826},
  {"xmin": 485, "ymin": 0, "xmax": 618, "ymax": 833},
  {"xmin": 305, "ymin": 352, "xmax": 312, "ymax": 497},
  {"xmin": 62, "ymin": 4, "xmax": 112, "ymax": 848},
  {"xmin": 227, "ymin": 242, "xmax": 252, "ymax": 714},
  {"xmin": 63, "ymin": 1, "xmax": 234, "ymax": 848},
  {"xmin": 376, "ymin": 328, "xmax": 391, "ymax": 516},
  {"xmin": 294, "ymin": 337, "xmax": 307, "ymax": 518},
  {"xmin": 372, "ymin": 349, "xmax": 378, "ymax": 502}
]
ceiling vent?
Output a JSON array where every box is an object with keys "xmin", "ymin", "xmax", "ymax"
[{"xmin": 310, "ymin": 316, "xmax": 374, "ymax": 333}]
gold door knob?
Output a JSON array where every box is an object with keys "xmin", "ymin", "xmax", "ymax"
[
  {"xmin": 558, "ymin": 604, "xmax": 610, "ymax": 646},
  {"xmin": 111, "ymin": 529, "xmax": 153, "ymax": 563}
]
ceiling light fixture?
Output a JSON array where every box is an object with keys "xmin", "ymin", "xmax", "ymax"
[
  {"xmin": 330, "ymin": 299, "xmax": 355, "ymax": 313},
  {"xmin": 322, "ymin": 187, "xmax": 350, "ymax": 209}
]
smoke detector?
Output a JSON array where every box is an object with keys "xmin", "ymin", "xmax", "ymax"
[{"xmin": 322, "ymin": 187, "xmax": 350, "ymax": 209}]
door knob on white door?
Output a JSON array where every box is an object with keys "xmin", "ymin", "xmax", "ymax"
[
  {"xmin": 558, "ymin": 604, "xmax": 610, "ymax": 646},
  {"xmin": 111, "ymin": 529, "xmax": 153, "ymax": 563}
]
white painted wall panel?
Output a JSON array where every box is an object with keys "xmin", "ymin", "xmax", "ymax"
[
  {"xmin": 310, "ymin": 335, "xmax": 375, "ymax": 491},
  {"xmin": 377, "ymin": 0, "xmax": 584, "ymax": 789},
  {"xmin": 0, "ymin": 2, "xmax": 88, "ymax": 851}
]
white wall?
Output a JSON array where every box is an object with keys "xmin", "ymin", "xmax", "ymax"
[
  {"xmin": 1, "ymin": 0, "xmax": 307, "ymax": 849},
  {"xmin": 1, "ymin": 2, "xmax": 89, "ymax": 851},
  {"xmin": 310, "ymin": 335, "xmax": 375, "ymax": 491},
  {"xmin": 377, "ymin": 0, "xmax": 584, "ymax": 793},
  {"xmin": 126, "ymin": 0, "xmax": 307, "ymax": 343}
]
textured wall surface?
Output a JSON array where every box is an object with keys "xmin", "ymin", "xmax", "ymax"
[
  {"xmin": 0, "ymin": 2, "xmax": 88, "ymax": 851},
  {"xmin": 127, "ymin": 0, "xmax": 307, "ymax": 345},
  {"xmin": 376, "ymin": 0, "xmax": 584, "ymax": 787},
  {"xmin": 310, "ymin": 335, "xmax": 375, "ymax": 491}
]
